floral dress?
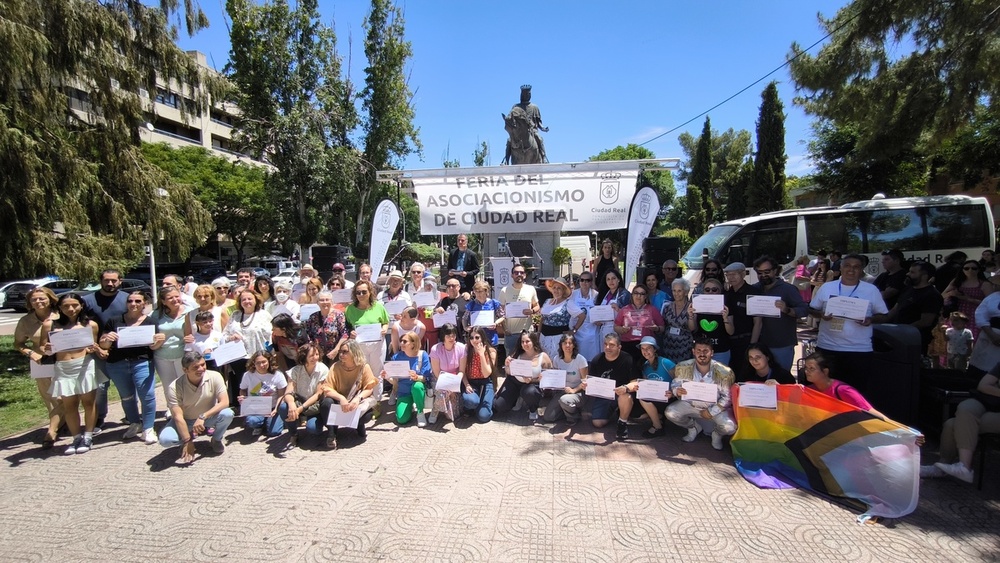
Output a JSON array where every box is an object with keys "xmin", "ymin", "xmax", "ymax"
[{"xmin": 304, "ymin": 309, "xmax": 348, "ymax": 358}]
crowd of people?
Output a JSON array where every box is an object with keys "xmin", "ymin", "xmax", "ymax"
[{"xmin": 10, "ymin": 242, "xmax": 998, "ymax": 477}]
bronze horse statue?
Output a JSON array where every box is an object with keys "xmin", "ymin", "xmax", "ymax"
[{"xmin": 502, "ymin": 106, "xmax": 542, "ymax": 165}]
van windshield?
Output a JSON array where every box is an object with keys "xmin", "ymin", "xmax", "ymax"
[{"xmin": 682, "ymin": 225, "xmax": 740, "ymax": 269}]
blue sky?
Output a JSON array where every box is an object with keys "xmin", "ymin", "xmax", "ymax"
[{"xmin": 175, "ymin": 0, "xmax": 850, "ymax": 184}]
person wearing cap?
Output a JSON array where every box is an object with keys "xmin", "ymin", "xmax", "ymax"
[
  {"xmin": 291, "ymin": 264, "xmax": 318, "ymax": 301},
  {"xmin": 723, "ymin": 261, "xmax": 761, "ymax": 376},
  {"xmin": 874, "ymin": 249, "xmax": 907, "ymax": 309},
  {"xmin": 329, "ymin": 263, "xmax": 354, "ymax": 290},
  {"xmin": 498, "ymin": 262, "xmax": 539, "ymax": 355},
  {"xmin": 636, "ymin": 336, "xmax": 675, "ymax": 437},
  {"xmin": 538, "ymin": 277, "xmax": 582, "ymax": 359},
  {"xmin": 612, "ymin": 281, "xmax": 664, "ymax": 365},
  {"xmin": 447, "ymin": 234, "xmax": 480, "ymax": 294}
]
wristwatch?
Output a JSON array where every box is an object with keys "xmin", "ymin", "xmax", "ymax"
[{"xmin": 198, "ymin": 414, "xmax": 206, "ymax": 420}]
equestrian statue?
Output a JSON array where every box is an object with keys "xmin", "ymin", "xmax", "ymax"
[{"xmin": 502, "ymin": 84, "xmax": 548, "ymax": 165}]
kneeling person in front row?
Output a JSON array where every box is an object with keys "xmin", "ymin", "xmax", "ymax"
[
  {"xmin": 159, "ymin": 351, "xmax": 234, "ymax": 462},
  {"xmin": 666, "ymin": 336, "xmax": 736, "ymax": 450}
]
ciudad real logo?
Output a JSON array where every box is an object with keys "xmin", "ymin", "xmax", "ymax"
[{"xmin": 600, "ymin": 171, "xmax": 621, "ymax": 205}]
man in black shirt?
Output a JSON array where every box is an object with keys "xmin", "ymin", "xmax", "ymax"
[
  {"xmin": 82, "ymin": 269, "xmax": 129, "ymax": 432},
  {"xmin": 883, "ymin": 261, "xmax": 944, "ymax": 354},
  {"xmin": 874, "ymin": 248, "xmax": 907, "ymax": 309},
  {"xmin": 587, "ymin": 333, "xmax": 635, "ymax": 440}
]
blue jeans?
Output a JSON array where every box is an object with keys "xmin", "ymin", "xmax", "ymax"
[
  {"xmin": 158, "ymin": 409, "xmax": 234, "ymax": 447},
  {"xmin": 276, "ymin": 400, "xmax": 328, "ymax": 436},
  {"xmin": 461, "ymin": 380, "xmax": 495, "ymax": 423},
  {"xmin": 769, "ymin": 345, "xmax": 795, "ymax": 373},
  {"xmin": 94, "ymin": 358, "xmax": 109, "ymax": 422},
  {"xmin": 104, "ymin": 358, "xmax": 156, "ymax": 431},
  {"xmin": 245, "ymin": 413, "xmax": 285, "ymax": 436}
]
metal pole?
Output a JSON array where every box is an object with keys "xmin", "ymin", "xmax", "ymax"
[{"xmin": 149, "ymin": 231, "xmax": 158, "ymax": 305}]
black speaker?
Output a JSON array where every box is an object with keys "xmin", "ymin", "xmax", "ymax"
[{"xmin": 643, "ymin": 236, "xmax": 680, "ymax": 267}]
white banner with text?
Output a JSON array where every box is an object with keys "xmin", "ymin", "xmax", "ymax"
[{"xmin": 411, "ymin": 169, "xmax": 640, "ymax": 235}]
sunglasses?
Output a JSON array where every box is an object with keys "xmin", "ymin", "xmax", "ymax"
[
  {"xmin": 964, "ymin": 266, "xmax": 979, "ymax": 271},
  {"xmin": 632, "ymin": 291, "xmax": 647, "ymax": 296},
  {"xmin": 704, "ymin": 268, "xmax": 719, "ymax": 273},
  {"xmin": 579, "ymin": 278, "xmax": 592, "ymax": 282},
  {"xmin": 356, "ymin": 290, "xmax": 370, "ymax": 295},
  {"xmin": 702, "ymin": 287, "xmax": 722, "ymax": 293},
  {"xmin": 126, "ymin": 299, "xmax": 145, "ymax": 304}
]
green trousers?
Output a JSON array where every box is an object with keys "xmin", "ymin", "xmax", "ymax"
[{"xmin": 395, "ymin": 381, "xmax": 426, "ymax": 424}]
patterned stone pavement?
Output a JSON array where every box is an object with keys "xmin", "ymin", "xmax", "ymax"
[{"xmin": 1, "ymin": 395, "xmax": 998, "ymax": 563}]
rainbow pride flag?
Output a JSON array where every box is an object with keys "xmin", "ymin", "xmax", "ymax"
[{"xmin": 731, "ymin": 384, "xmax": 920, "ymax": 519}]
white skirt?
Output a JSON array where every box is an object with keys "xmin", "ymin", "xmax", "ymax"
[{"xmin": 50, "ymin": 356, "xmax": 97, "ymax": 399}]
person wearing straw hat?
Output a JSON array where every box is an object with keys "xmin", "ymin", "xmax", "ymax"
[{"xmin": 539, "ymin": 277, "xmax": 581, "ymax": 359}]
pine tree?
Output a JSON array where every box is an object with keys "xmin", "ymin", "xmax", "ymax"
[
  {"xmin": 749, "ymin": 82, "xmax": 787, "ymax": 214},
  {"xmin": 686, "ymin": 186, "xmax": 706, "ymax": 239},
  {"xmin": 0, "ymin": 0, "xmax": 216, "ymax": 279},
  {"xmin": 690, "ymin": 118, "xmax": 714, "ymax": 223}
]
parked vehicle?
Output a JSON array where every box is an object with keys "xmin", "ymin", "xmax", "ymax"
[
  {"xmin": 81, "ymin": 279, "xmax": 152, "ymax": 295},
  {"xmin": 5, "ymin": 279, "xmax": 80, "ymax": 312},
  {"xmin": 0, "ymin": 277, "xmax": 52, "ymax": 309}
]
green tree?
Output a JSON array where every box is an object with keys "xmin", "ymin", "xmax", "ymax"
[
  {"xmin": 938, "ymin": 104, "xmax": 1000, "ymax": 188},
  {"xmin": 356, "ymin": 0, "xmax": 422, "ymax": 246},
  {"xmin": 788, "ymin": 0, "xmax": 1000, "ymax": 160},
  {"xmin": 690, "ymin": 118, "xmax": 714, "ymax": 223},
  {"xmin": 141, "ymin": 144, "xmax": 274, "ymax": 267},
  {"xmin": 748, "ymin": 82, "xmax": 788, "ymax": 214},
  {"xmin": 473, "ymin": 141, "xmax": 490, "ymax": 167},
  {"xmin": 686, "ymin": 185, "xmax": 706, "ymax": 239},
  {"xmin": 808, "ymin": 120, "xmax": 927, "ymax": 201},
  {"xmin": 225, "ymin": 0, "xmax": 358, "ymax": 252},
  {"xmin": 727, "ymin": 160, "xmax": 754, "ymax": 219},
  {"xmin": 0, "ymin": 0, "xmax": 216, "ymax": 280},
  {"xmin": 678, "ymin": 124, "xmax": 753, "ymax": 221}
]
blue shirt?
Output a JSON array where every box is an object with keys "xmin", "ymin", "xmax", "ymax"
[
  {"xmin": 390, "ymin": 350, "xmax": 433, "ymax": 397},
  {"xmin": 641, "ymin": 356, "xmax": 676, "ymax": 381}
]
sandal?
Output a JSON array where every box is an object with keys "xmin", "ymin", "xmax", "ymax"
[
  {"xmin": 325, "ymin": 435, "xmax": 338, "ymax": 450},
  {"xmin": 41, "ymin": 436, "xmax": 56, "ymax": 450},
  {"xmin": 644, "ymin": 426, "xmax": 665, "ymax": 438}
]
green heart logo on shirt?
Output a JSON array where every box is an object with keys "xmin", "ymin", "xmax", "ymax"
[{"xmin": 700, "ymin": 319, "xmax": 719, "ymax": 332}]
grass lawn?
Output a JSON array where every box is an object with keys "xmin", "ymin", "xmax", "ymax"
[{"xmin": 0, "ymin": 335, "xmax": 119, "ymax": 439}]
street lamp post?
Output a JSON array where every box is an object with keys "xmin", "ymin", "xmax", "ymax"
[{"xmin": 149, "ymin": 187, "xmax": 169, "ymax": 304}]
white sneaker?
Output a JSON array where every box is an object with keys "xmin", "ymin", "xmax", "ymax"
[
  {"xmin": 123, "ymin": 423, "xmax": 142, "ymax": 439},
  {"xmin": 142, "ymin": 428, "xmax": 158, "ymax": 445},
  {"xmin": 682, "ymin": 426, "xmax": 700, "ymax": 443},
  {"xmin": 935, "ymin": 461, "xmax": 974, "ymax": 484},
  {"xmin": 711, "ymin": 431, "xmax": 724, "ymax": 450},
  {"xmin": 428, "ymin": 411, "xmax": 438, "ymax": 424},
  {"xmin": 920, "ymin": 464, "xmax": 946, "ymax": 478},
  {"xmin": 415, "ymin": 412, "xmax": 427, "ymax": 428},
  {"xmin": 528, "ymin": 411, "xmax": 538, "ymax": 421}
]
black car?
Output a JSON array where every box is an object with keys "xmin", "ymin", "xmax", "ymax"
[{"xmin": 5, "ymin": 279, "xmax": 81, "ymax": 312}]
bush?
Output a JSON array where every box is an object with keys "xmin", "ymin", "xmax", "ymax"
[{"xmin": 656, "ymin": 228, "xmax": 694, "ymax": 256}]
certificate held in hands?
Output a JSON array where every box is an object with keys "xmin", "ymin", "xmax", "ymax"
[
  {"xmin": 116, "ymin": 325, "xmax": 156, "ymax": 348},
  {"xmin": 636, "ymin": 380, "xmax": 672, "ymax": 402},
  {"xmin": 585, "ymin": 377, "xmax": 616, "ymax": 400},
  {"xmin": 327, "ymin": 404, "xmax": 362, "ymax": 428},
  {"xmin": 539, "ymin": 369, "xmax": 567, "ymax": 390},
  {"xmin": 211, "ymin": 340, "xmax": 249, "ymax": 367},
  {"xmin": 681, "ymin": 380, "xmax": 719, "ymax": 403},
  {"xmin": 824, "ymin": 296, "xmax": 869, "ymax": 322},
  {"xmin": 240, "ymin": 395, "xmax": 274, "ymax": 416},
  {"xmin": 588, "ymin": 305, "xmax": 615, "ymax": 323},
  {"xmin": 435, "ymin": 372, "xmax": 463, "ymax": 393},
  {"xmin": 470, "ymin": 310, "xmax": 495, "ymax": 327},
  {"xmin": 49, "ymin": 327, "xmax": 95, "ymax": 353},
  {"xmin": 384, "ymin": 361, "xmax": 411, "ymax": 379},
  {"xmin": 354, "ymin": 324, "xmax": 383, "ymax": 343}
]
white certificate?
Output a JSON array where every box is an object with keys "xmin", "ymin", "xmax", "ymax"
[
  {"xmin": 505, "ymin": 301, "xmax": 532, "ymax": 318},
  {"xmin": 432, "ymin": 310, "xmax": 457, "ymax": 328},
  {"xmin": 299, "ymin": 304, "xmax": 320, "ymax": 319},
  {"xmin": 681, "ymin": 380, "xmax": 719, "ymax": 403},
  {"xmin": 584, "ymin": 377, "xmax": 616, "ymax": 400},
  {"xmin": 435, "ymin": 371, "xmax": 462, "ymax": 393},
  {"xmin": 116, "ymin": 325, "xmax": 156, "ymax": 348},
  {"xmin": 48, "ymin": 327, "xmax": 95, "ymax": 353},
  {"xmin": 354, "ymin": 323, "xmax": 383, "ymax": 343},
  {"xmin": 211, "ymin": 340, "xmax": 249, "ymax": 366},
  {"xmin": 747, "ymin": 295, "xmax": 781, "ymax": 318},
  {"xmin": 384, "ymin": 360, "xmax": 411, "ymax": 379},
  {"xmin": 413, "ymin": 292, "xmax": 439, "ymax": 308},
  {"xmin": 383, "ymin": 299, "xmax": 408, "ymax": 316},
  {"xmin": 470, "ymin": 310, "xmax": 495, "ymax": 327},
  {"xmin": 240, "ymin": 395, "xmax": 274, "ymax": 416},
  {"xmin": 824, "ymin": 296, "xmax": 869, "ymax": 322},
  {"xmin": 326, "ymin": 404, "xmax": 362, "ymax": 428},
  {"xmin": 589, "ymin": 305, "xmax": 616, "ymax": 323},
  {"xmin": 692, "ymin": 294, "xmax": 724, "ymax": 314},
  {"xmin": 637, "ymin": 380, "xmax": 672, "ymax": 402},
  {"xmin": 539, "ymin": 369, "xmax": 567, "ymax": 389},
  {"xmin": 332, "ymin": 289, "xmax": 354, "ymax": 304},
  {"xmin": 29, "ymin": 361, "xmax": 55, "ymax": 379},
  {"xmin": 739, "ymin": 383, "xmax": 778, "ymax": 410},
  {"xmin": 508, "ymin": 359, "xmax": 534, "ymax": 379}
]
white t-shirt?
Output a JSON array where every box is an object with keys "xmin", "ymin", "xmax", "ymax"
[
  {"xmin": 187, "ymin": 329, "xmax": 223, "ymax": 354},
  {"xmin": 240, "ymin": 370, "xmax": 287, "ymax": 408},
  {"xmin": 499, "ymin": 284, "xmax": 538, "ymax": 333},
  {"xmin": 810, "ymin": 280, "xmax": 888, "ymax": 352},
  {"xmin": 551, "ymin": 353, "xmax": 588, "ymax": 388}
]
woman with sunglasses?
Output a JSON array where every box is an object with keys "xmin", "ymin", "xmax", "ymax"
[
  {"xmin": 613, "ymin": 283, "xmax": 664, "ymax": 364},
  {"xmin": 460, "ymin": 327, "xmax": 497, "ymax": 422},
  {"xmin": 569, "ymin": 271, "xmax": 600, "ymax": 362},
  {"xmin": 98, "ymin": 290, "xmax": 165, "ymax": 444},
  {"xmin": 943, "ymin": 259, "xmax": 993, "ymax": 339},
  {"xmin": 345, "ymin": 280, "xmax": 390, "ymax": 407},
  {"xmin": 687, "ymin": 278, "xmax": 735, "ymax": 365},
  {"xmin": 384, "ymin": 331, "xmax": 434, "ymax": 427}
]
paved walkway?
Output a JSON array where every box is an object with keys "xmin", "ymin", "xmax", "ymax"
[{"xmin": 1, "ymin": 386, "xmax": 998, "ymax": 562}]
